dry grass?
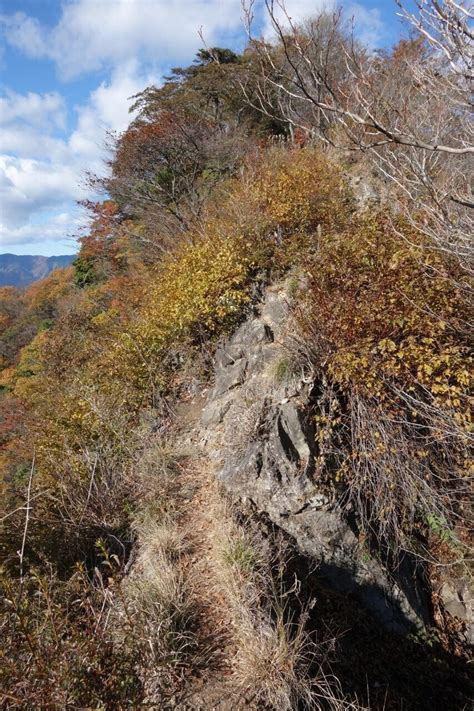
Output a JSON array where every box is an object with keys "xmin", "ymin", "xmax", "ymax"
[
  {"xmin": 224, "ymin": 393, "xmax": 269, "ymax": 457},
  {"xmin": 342, "ymin": 393, "xmax": 471, "ymax": 563},
  {"xmin": 120, "ymin": 519, "xmax": 200, "ymax": 684},
  {"xmin": 2, "ymin": 411, "xmax": 369, "ymax": 709},
  {"xmin": 114, "ymin": 440, "xmax": 205, "ymax": 699},
  {"xmin": 205, "ymin": 478, "xmax": 363, "ymax": 710},
  {"xmin": 290, "ymin": 311, "xmax": 472, "ymax": 566}
]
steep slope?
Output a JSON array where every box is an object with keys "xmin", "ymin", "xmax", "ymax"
[
  {"xmin": 2, "ymin": 135, "xmax": 471, "ymax": 708},
  {"xmin": 118, "ymin": 298, "xmax": 473, "ymax": 709},
  {"xmin": 192, "ymin": 278, "xmax": 473, "ymax": 709},
  {"xmin": 200, "ymin": 280, "xmax": 429, "ymax": 633}
]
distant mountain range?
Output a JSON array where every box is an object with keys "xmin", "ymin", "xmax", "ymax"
[{"xmin": 0, "ymin": 253, "xmax": 75, "ymax": 288}]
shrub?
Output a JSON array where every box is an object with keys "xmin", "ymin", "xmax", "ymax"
[
  {"xmin": 114, "ymin": 229, "xmax": 258, "ymax": 395},
  {"xmin": 297, "ymin": 211, "xmax": 472, "ymax": 560},
  {"xmin": 252, "ymin": 146, "xmax": 353, "ymax": 235},
  {"xmin": 1, "ymin": 566, "xmax": 143, "ymax": 709},
  {"xmin": 1, "ymin": 143, "xmax": 362, "ymax": 705}
]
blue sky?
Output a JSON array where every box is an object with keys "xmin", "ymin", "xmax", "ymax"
[{"xmin": 0, "ymin": 0, "xmax": 406, "ymax": 256}]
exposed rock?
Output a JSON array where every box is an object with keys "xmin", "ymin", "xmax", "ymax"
[
  {"xmin": 440, "ymin": 578, "xmax": 474, "ymax": 645},
  {"xmin": 348, "ymin": 173, "xmax": 380, "ymax": 207},
  {"xmin": 212, "ymin": 357, "xmax": 248, "ymax": 397},
  {"xmin": 201, "ymin": 281, "xmax": 430, "ymax": 633}
]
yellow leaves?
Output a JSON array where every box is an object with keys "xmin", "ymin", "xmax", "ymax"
[
  {"xmin": 457, "ymin": 369, "xmax": 471, "ymax": 386},
  {"xmin": 111, "ymin": 230, "xmax": 257, "ymax": 391},
  {"xmin": 0, "ymin": 366, "xmax": 16, "ymax": 390},
  {"xmin": 378, "ymin": 338, "xmax": 397, "ymax": 354},
  {"xmin": 430, "ymin": 383, "xmax": 449, "ymax": 394},
  {"xmin": 160, "ymin": 235, "xmax": 249, "ymax": 320},
  {"xmin": 252, "ymin": 147, "xmax": 352, "ymax": 234},
  {"xmin": 90, "ymin": 308, "xmax": 120, "ymax": 329},
  {"xmin": 297, "ymin": 210, "xmax": 471, "ymax": 425}
]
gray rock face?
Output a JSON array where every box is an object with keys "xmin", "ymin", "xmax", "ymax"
[
  {"xmin": 200, "ymin": 282, "xmax": 430, "ymax": 633},
  {"xmin": 440, "ymin": 579, "xmax": 474, "ymax": 645}
]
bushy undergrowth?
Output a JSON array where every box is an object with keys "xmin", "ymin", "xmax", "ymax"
[
  {"xmin": 1, "ymin": 564, "xmax": 143, "ymax": 708},
  {"xmin": 253, "ymin": 146, "xmax": 353, "ymax": 235},
  {"xmin": 6, "ymin": 147, "xmax": 347, "ymax": 492},
  {"xmin": 113, "ymin": 230, "xmax": 256, "ymax": 394},
  {"xmin": 1, "ymin": 133, "xmax": 472, "ymax": 706},
  {"xmin": 295, "ymin": 211, "xmax": 472, "ymax": 560}
]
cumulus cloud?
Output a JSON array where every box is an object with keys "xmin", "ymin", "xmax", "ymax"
[
  {"xmin": 0, "ymin": 154, "xmax": 82, "ymax": 228},
  {"xmin": 0, "ymin": 0, "xmax": 387, "ymax": 253},
  {"xmin": 69, "ymin": 60, "xmax": 158, "ymax": 165},
  {"xmin": 0, "ymin": 12, "xmax": 46, "ymax": 57},
  {"xmin": 1, "ymin": 63, "xmax": 158, "ymax": 249},
  {"xmin": 2, "ymin": 0, "xmax": 243, "ymax": 79},
  {"xmin": 260, "ymin": 0, "xmax": 334, "ymax": 37},
  {"xmin": 0, "ymin": 0, "xmax": 241, "ymax": 251},
  {"xmin": 0, "ymin": 89, "xmax": 66, "ymax": 130},
  {"xmin": 0, "ymin": 209, "xmax": 84, "ymax": 249}
]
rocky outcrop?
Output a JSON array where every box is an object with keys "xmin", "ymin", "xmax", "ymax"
[
  {"xmin": 200, "ymin": 281, "xmax": 431, "ymax": 633},
  {"xmin": 439, "ymin": 578, "xmax": 474, "ymax": 645}
]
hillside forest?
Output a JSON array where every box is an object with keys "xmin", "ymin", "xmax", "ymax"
[{"xmin": 1, "ymin": 2, "xmax": 473, "ymax": 709}]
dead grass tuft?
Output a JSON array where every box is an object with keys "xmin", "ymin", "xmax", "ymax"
[{"xmin": 205, "ymin": 478, "xmax": 362, "ymax": 710}]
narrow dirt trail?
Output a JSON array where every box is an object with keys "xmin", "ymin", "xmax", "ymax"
[
  {"xmin": 175, "ymin": 463, "xmax": 240, "ymax": 709},
  {"xmin": 167, "ymin": 398, "xmax": 251, "ymax": 710}
]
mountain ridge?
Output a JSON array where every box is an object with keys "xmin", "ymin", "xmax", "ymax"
[{"xmin": 0, "ymin": 253, "xmax": 75, "ymax": 288}]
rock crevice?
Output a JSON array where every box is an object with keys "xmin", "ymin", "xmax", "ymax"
[{"xmin": 201, "ymin": 282, "xmax": 430, "ymax": 633}]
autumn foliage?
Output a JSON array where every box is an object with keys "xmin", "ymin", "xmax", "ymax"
[{"xmin": 1, "ymin": 36, "xmax": 472, "ymax": 709}]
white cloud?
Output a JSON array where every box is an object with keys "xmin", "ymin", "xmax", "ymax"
[
  {"xmin": 0, "ymin": 0, "xmax": 244, "ymax": 252},
  {"xmin": 260, "ymin": 0, "xmax": 334, "ymax": 37},
  {"xmin": 0, "ymin": 126, "xmax": 67, "ymax": 161},
  {"xmin": 0, "ymin": 89, "xmax": 69, "ymax": 167},
  {"xmin": 0, "ymin": 12, "xmax": 46, "ymax": 57},
  {"xmin": 2, "ymin": 0, "xmax": 243, "ymax": 80},
  {"xmin": 0, "ymin": 62, "xmax": 158, "ymax": 249},
  {"xmin": 0, "ymin": 209, "xmax": 83, "ymax": 249},
  {"xmin": 347, "ymin": 4, "xmax": 385, "ymax": 48},
  {"xmin": 0, "ymin": 89, "xmax": 66, "ymax": 130},
  {"xmin": 69, "ymin": 60, "xmax": 158, "ymax": 165},
  {"xmin": 259, "ymin": 0, "xmax": 385, "ymax": 47},
  {"xmin": 0, "ymin": 0, "xmax": 386, "ymax": 254},
  {"xmin": 0, "ymin": 155, "xmax": 82, "ymax": 227}
]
